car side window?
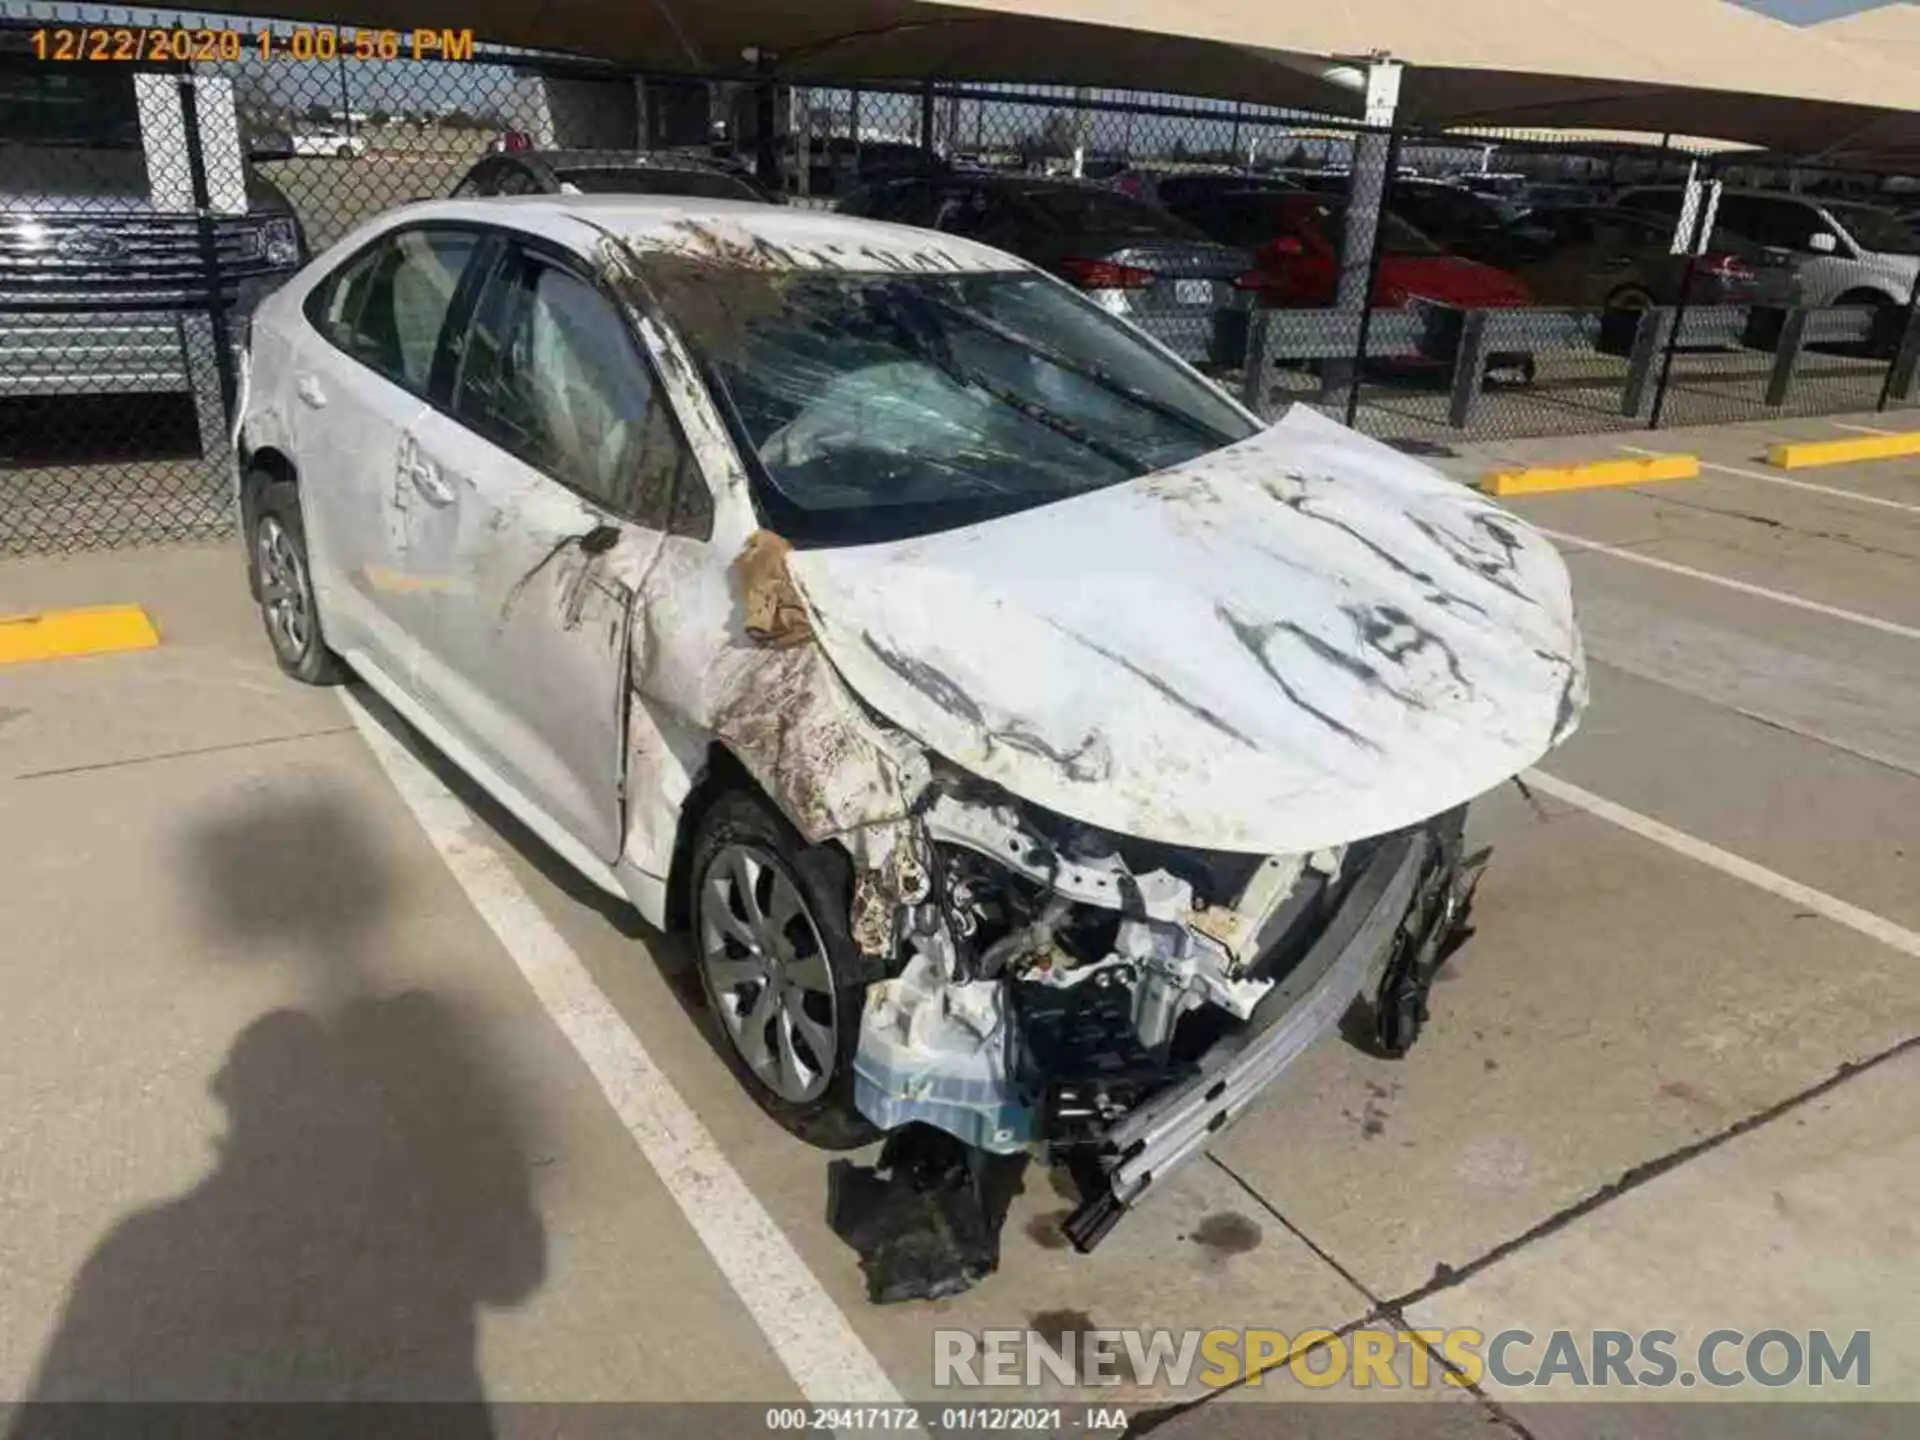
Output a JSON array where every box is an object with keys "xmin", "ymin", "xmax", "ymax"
[
  {"xmin": 309, "ymin": 227, "xmax": 478, "ymax": 392},
  {"xmin": 453, "ymin": 250, "xmax": 707, "ymax": 534},
  {"xmin": 1765, "ymin": 201, "xmax": 1826, "ymax": 251}
]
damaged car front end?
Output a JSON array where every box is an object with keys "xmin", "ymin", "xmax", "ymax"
[{"xmin": 848, "ymin": 773, "xmax": 1485, "ymax": 1252}]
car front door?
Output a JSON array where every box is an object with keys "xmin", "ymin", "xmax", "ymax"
[
  {"xmin": 290, "ymin": 224, "xmax": 482, "ymax": 686},
  {"xmin": 402, "ymin": 238, "xmax": 711, "ymax": 865}
]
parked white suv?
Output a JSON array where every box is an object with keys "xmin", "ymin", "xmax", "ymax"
[
  {"xmin": 1616, "ymin": 186, "xmax": 1920, "ymax": 311},
  {"xmin": 236, "ymin": 195, "xmax": 1585, "ymax": 1250}
]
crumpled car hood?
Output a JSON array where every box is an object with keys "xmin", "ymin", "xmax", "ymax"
[{"xmin": 786, "ymin": 406, "xmax": 1585, "ymax": 855}]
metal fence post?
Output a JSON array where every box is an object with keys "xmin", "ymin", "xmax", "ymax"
[
  {"xmin": 919, "ymin": 80, "xmax": 935, "ymax": 160},
  {"xmin": 1764, "ymin": 308, "xmax": 1812, "ymax": 409},
  {"xmin": 1240, "ymin": 307, "xmax": 1272, "ymax": 418},
  {"xmin": 1876, "ymin": 263, "xmax": 1920, "ymax": 412},
  {"xmin": 177, "ymin": 74, "xmax": 238, "ymax": 435}
]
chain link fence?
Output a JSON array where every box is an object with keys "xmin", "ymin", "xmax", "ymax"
[{"xmin": 6, "ymin": 0, "xmax": 1920, "ymax": 553}]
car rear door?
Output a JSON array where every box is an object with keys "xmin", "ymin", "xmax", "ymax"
[
  {"xmin": 289, "ymin": 224, "xmax": 483, "ymax": 686},
  {"xmin": 400, "ymin": 235, "xmax": 711, "ymax": 865}
]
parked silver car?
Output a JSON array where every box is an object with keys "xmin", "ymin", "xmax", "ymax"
[
  {"xmin": 1615, "ymin": 186, "xmax": 1920, "ymax": 312},
  {"xmin": 236, "ymin": 195, "xmax": 1585, "ymax": 1257}
]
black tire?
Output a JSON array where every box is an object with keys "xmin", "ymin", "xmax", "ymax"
[
  {"xmin": 1603, "ymin": 285, "xmax": 1655, "ymax": 314},
  {"xmin": 686, "ymin": 790, "xmax": 877, "ymax": 1150},
  {"xmin": 1834, "ymin": 289, "xmax": 1897, "ymax": 359},
  {"xmin": 248, "ymin": 475, "xmax": 346, "ymax": 685}
]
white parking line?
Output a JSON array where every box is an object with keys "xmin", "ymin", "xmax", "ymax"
[
  {"xmin": 1618, "ymin": 444, "xmax": 1920, "ymax": 516},
  {"xmin": 1532, "ymin": 525, "xmax": 1920, "ymax": 641},
  {"xmin": 1524, "ymin": 769, "xmax": 1920, "ymax": 961},
  {"xmin": 340, "ymin": 689, "xmax": 901, "ymax": 1407},
  {"xmin": 1829, "ymin": 422, "xmax": 1893, "ymax": 435}
]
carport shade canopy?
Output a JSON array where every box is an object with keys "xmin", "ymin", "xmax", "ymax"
[{"xmin": 205, "ymin": 0, "xmax": 1920, "ymax": 156}]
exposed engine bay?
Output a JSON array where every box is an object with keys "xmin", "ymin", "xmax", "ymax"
[{"xmin": 844, "ymin": 763, "xmax": 1485, "ymax": 1262}]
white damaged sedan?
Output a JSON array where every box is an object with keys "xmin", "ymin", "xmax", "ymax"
[{"xmin": 237, "ymin": 195, "xmax": 1585, "ymax": 1253}]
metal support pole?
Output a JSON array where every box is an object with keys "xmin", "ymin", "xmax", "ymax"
[
  {"xmin": 336, "ymin": 40, "xmax": 353, "ymax": 144},
  {"xmin": 1334, "ymin": 59, "xmax": 1402, "ymax": 315},
  {"xmin": 919, "ymin": 80, "xmax": 935, "ymax": 161},
  {"xmin": 1326, "ymin": 57, "xmax": 1401, "ymax": 420},
  {"xmin": 178, "ymin": 75, "xmax": 237, "ymax": 431},
  {"xmin": 1345, "ymin": 117, "xmax": 1404, "ymax": 428},
  {"xmin": 752, "ymin": 54, "xmax": 778, "ymax": 190},
  {"xmin": 1648, "ymin": 161, "xmax": 1715, "ymax": 430},
  {"xmin": 794, "ymin": 86, "xmax": 811, "ymax": 197}
]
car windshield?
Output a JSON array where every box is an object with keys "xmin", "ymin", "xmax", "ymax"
[
  {"xmin": 1011, "ymin": 186, "xmax": 1206, "ymax": 240},
  {"xmin": 646, "ymin": 266, "xmax": 1256, "ymax": 546},
  {"xmin": 0, "ymin": 58, "xmax": 141, "ymax": 148},
  {"xmin": 557, "ymin": 166, "xmax": 761, "ymax": 201},
  {"xmin": 1826, "ymin": 202, "xmax": 1920, "ymax": 256}
]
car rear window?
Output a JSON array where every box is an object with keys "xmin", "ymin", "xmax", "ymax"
[
  {"xmin": 1010, "ymin": 186, "xmax": 1205, "ymax": 240},
  {"xmin": 1288, "ymin": 198, "xmax": 1443, "ymax": 257}
]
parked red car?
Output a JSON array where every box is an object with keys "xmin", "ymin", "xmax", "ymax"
[{"xmin": 1164, "ymin": 186, "xmax": 1534, "ymax": 310}]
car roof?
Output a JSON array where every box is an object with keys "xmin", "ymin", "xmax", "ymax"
[
  {"xmin": 517, "ymin": 149, "xmax": 727, "ymax": 171},
  {"xmin": 1618, "ymin": 185, "xmax": 1819, "ymax": 202},
  {"xmin": 380, "ymin": 195, "xmax": 1025, "ymax": 274}
]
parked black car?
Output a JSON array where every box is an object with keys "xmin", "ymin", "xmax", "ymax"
[
  {"xmin": 839, "ymin": 172, "xmax": 1254, "ymax": 368},
  {"xmin": 450, "ymin": 149, "xmax": 776, "ymax": 203}
]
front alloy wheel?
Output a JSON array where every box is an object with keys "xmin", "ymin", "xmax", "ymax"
[{"xmin": 698, "ymin": 842, "xmax": 840, "ymax": 1105}]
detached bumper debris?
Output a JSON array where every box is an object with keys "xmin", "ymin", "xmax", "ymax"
[{"xmin": 827, "ymin": 1124, "xmax": 1024, "ymax": 1305}]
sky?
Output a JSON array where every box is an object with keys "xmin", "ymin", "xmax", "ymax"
[{"xmin": 1736, "ymin": 0, "xmax": 1892, "ymax": 22}]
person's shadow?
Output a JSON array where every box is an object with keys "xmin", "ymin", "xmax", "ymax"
[{"xmin": 11, "ymin": 795, "xmax": 547, "ymax": 1438}]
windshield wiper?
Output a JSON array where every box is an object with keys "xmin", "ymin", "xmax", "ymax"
[
  {"xmin": 938, "ymin": 347, "xmax": 1147, "ymax": 473},
  {"xmin": 928, "ymin": 296, "xmax": 1230, "ymax": 444}
]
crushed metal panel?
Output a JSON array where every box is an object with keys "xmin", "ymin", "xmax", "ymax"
[
  {"xmin": 788, "ymin": 405, "xmax": 1586, "ymax": 857},
  {"xmin": 616, "ymin": 523, "xmax": 930, "ymax": 893}
]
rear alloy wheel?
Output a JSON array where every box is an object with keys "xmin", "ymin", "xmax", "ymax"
[
  {"xmin": 1605, "ymin": 285, "xmax": 1655, "ymax": 313},
  {"xmin": 688, "ymin": 791, "xmax": 876, "ymax": 1150},
  {"xmin": 251, "ymin": 479, "xmax": 344, "ymax": 685}
]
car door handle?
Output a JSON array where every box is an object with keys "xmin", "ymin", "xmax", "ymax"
[
  {"xmin": 295, "ymin": 375, "xmax": 327, "ymax": 409},
  {"xmin": 405, "ymin": 455, "xmax": 455, "ymax": 506}
]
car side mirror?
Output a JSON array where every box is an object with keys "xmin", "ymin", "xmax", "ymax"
[
  {"xmin": 579, "ymin": 524, "xmax": 621, "ymax": 556},
  {"xmin": 1808, "ymin": 232, "xmax": 1838, "ymax": 254}
]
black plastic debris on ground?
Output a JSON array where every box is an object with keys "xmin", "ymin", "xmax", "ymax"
[{"xmin": 827, "ymin": 1124, "xmax": 1026, "ymax": 1304}]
